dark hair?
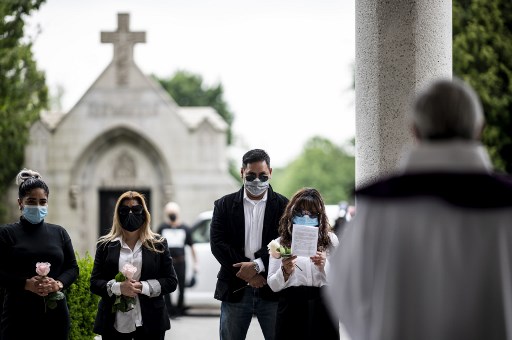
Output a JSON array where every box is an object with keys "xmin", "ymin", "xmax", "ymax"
[
  {"xmin": 278, "ymin": 187, "xmax": 332, "ymax": 250},
  {"xmin": 242, "ymin": 149, "xmax": 270, "ymax": 168},
  {"xmin": 16, "ymin": 168, "xmax": 49, "ymax": 199}
]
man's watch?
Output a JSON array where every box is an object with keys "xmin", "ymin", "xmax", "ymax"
[
  {"xmin": 253, "ymin": 261, "xmax": 260, "ymax": 273},
  {"xmin": 56, "ymin": 280, "xmax": 64, "ymax": 291}
]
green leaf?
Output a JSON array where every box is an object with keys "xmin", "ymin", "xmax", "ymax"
[
  {"xmin": 454, "ymin": 0, "xmax": 512, "ymax": 173},
  {"xmin": 115, "ymin": 272, "xmax": 126, "ymax": 282},
  {"xmin": 113, "ymin": 296, "xmax": 136, "ymax": 313},
  {"xmin": 65, "ymin": 252, "xmax": 101, "ymax": 339},
  {"xmin": 154, "ymin": 70, "xmax": 234, "ymax": 144},
  {"xmin": 271, "ymin": 137, "xmax": 355, "ymax": 204},
  {"xmin": 279, "ymin": 246, "xmax": 292, "ymax": 257},
  {"xmin": 0, "ymin": 0, "xmax": 49, "ymax": 221}
]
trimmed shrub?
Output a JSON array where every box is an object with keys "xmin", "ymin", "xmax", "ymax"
[{"xmin": 66, "ymin": 252, "xmax": 99, "ymax": 340}]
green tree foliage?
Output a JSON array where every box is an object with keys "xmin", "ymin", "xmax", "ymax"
[
  {"xmin": 272, "ymin": 136, "xmax": 355, "ymax": 204},
  {"xmin": 453, "ymin": 0, "xmax": 512, "ymax": 172},
  {"xmin": 66, "ymin": 252, "xmax": 100, "ymax": 340},
  {"xmin": 0, "ymin": 0, "xmax": 48, "ymax": 212},
  {"xmin": 156, "ymin": 70, "xmax": 234, "ymax": 144}
]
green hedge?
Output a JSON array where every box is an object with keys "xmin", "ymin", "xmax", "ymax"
[{"xmin": 66, "ymin": 252, "xmax": 99, "ymax": 340}]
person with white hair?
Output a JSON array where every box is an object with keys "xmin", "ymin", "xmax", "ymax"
[
  {"xmin": 326, "ymin": 77, "xmax": 512, "ymax": 340},
  {"xmin": 157, "ymin": 201, "xmax": 197, "ymax": 318}
]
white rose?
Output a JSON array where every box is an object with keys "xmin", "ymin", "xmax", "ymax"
[{"xmin": 267, "ymin": 239, "xmax": 282, "ymax": 259}]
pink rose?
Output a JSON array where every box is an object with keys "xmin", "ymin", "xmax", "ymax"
[
  {"xmin": 121, "ymin": 263, "xmax": 137, "ymax": 280},
  {"xmin": 36, "ymin": 262, "xmax": 51, "ymax": 276}
]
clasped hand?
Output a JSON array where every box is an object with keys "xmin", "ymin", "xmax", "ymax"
[
  {"xmin": 233, "ymin": 261, "xmax": 267, "ymax": 288},
  {"xmin": 26, "ymin": 275, "xmax": 57, "ymax": 296},
  {"xmin": 120, "ymin": 279, "xmax": 142, "ymax": 297}
]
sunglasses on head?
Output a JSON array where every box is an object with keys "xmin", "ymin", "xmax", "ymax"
[
  {"xmin": 245, "ymin": 174, "xmax": 269, "ymax": 182},
  {"xmin": 118, "ymin": 205, "xmax": 144, "ymax": 216}
]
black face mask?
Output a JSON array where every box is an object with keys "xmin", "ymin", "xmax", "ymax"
[
  {"xmin": 169, "ymin": 213, "xmax": 177, "ymax": 222},
  {"xmin": 120, "ymin": 213, "xmax": 145, "ymax": 232}
]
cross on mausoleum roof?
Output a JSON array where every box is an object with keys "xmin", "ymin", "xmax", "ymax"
[{"xmin": 101, "ymin": 13, "xmax": 145, "ymax": 85}]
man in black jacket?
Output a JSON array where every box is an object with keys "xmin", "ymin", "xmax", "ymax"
[{"xmin": 210, "ymin": 149, "xmax": 288, "ymax": 340}]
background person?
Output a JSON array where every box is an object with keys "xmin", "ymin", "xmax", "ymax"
[
  {"xmin": 332, "ymin": 201, "xmax": 356, "ymax": 236},
  {"xmin": 327, "ymin": 78, "xmax": 512, "ymax": 340},
  {"xmin": 90, "ymin": 191, "xmax": 178, "ymax": 340},
  {"xmin": 267, "ymin": 187, "xmax": 339, "ymax": 340},
  {"xmin": 0, "ymin": 169, "xmax": 79, "ymax": 340},
  {"xmin": 157, "ymin": 201, "xmax": 197, "ymax": 318},
  {"xmin": 210, "ymin": 149, "xmax": 289, "ymax": 340}
]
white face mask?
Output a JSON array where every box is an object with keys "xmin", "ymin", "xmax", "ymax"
[{"xmin": 244, "ymin": 178, "xmax": 269, "ymax": 197}]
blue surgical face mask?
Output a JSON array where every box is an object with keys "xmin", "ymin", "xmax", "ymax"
[
  {"xmin": 22, "ymin": 205, "xmax": 48, "ymax": 224},
  {"xmin": 292, "ymin": 215, "xmax": 319, "ymax": 227}
]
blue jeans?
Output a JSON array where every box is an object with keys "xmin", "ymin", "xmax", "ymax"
[{"xmin": 219, "ymin": 287, "xmax": 278, "ymax": 340}]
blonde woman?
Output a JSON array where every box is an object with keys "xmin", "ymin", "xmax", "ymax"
[{"xmin": 90, "ymin": 191, "xmax": 178, "ymax": 340}]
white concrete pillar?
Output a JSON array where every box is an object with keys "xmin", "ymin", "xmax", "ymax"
[{"xmin": 355, "ymin": 0, "xmax": 452, "ymax": 187}]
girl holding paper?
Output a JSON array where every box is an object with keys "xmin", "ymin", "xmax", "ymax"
[{"xmin": 267, "ymin": 187, "xmax": 339, "ymax": 340}]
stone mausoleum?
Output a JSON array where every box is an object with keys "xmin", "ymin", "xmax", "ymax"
[{"xmin": 6, "ymin": 13, "xmax": 238, "ymax": 255}]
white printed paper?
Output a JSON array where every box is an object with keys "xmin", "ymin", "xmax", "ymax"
[{"xmin": 291, "ymin": 224, "xmax": 319, "ymax": 257}]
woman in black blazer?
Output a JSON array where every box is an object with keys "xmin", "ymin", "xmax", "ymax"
[{"xmin": 90, "ymin": 191, "xmax": 178, "ymax": 340}]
